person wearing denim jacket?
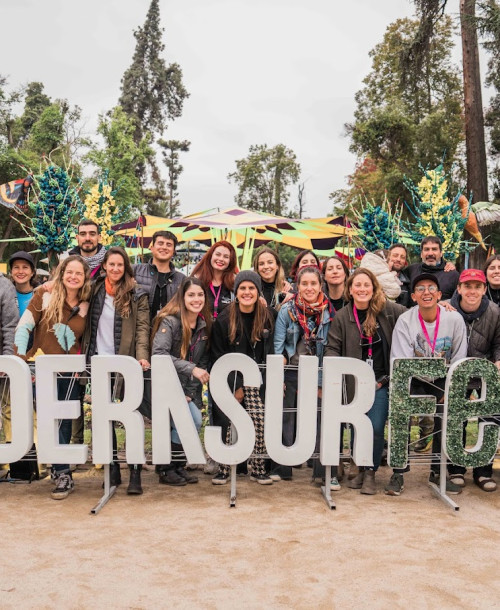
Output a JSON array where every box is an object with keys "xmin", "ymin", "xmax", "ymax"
[{"xmin": 273, "ymin": 266, "xmax": 331, "ymax": 482}]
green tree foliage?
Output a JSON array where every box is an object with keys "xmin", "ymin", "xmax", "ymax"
[
  {"xmin": 85, "ymin": 106, "xmax": 154, "ymax": 214},
  {"xmin": 341, "ymin": 16, "xmax": 463, "ymax": 208},
  {"xmin": 228, "ymin": 144, "xmax": 301, "ymax": 216},
  {"xmin": 158, "ymin": 138, "xmax": 190, "ymax": 217},
  {"xmin": 119, "ymin": 0, "xmax": 189, "ymax": 145}
]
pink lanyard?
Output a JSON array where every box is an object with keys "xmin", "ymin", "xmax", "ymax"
[
  {"xmin": 418, "ymin": 307, "xmax": 440, "ymax": 356},
  {"xmin": 352, "ymin": 305, "xmax": 373, "ymax": 362},
  {"xmin": 209, "ymin": 282, "xmax": 223, "ymax": 318}
]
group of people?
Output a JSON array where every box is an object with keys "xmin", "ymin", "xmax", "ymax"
[{"xmin": 1, "ymin": 218, "xmax": 499, "ymax": 502}]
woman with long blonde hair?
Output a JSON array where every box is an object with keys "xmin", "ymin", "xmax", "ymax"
[{"xmin": 14, "ymin": 255, "xmax": 92, "ymax": 500}]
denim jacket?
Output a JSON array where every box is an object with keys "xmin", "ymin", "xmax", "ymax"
[{"xmin": 274, "ymin": 301, "xmax": 331, "ymax": 385}]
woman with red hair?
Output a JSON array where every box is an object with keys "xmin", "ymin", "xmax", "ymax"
[{"xmin": 190, "ymin": 241, "xmax": 238, "ymax": 318}]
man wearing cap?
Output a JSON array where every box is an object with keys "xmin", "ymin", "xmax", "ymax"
[
  {"xmin": 406, "ymin": 236, "xmax": 460, "ymax": 301},
  {"xmin": 446, "ymin": 268, "xmax": 500, "ymax": 491},
  {"xmin": 385, "ymin": 273, "xmax": 467, "ymax": 496}
]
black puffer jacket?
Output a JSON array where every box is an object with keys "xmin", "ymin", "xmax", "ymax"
[
  {"xmin": 133, "ymin": 260, "xmax": 185, "ymax": 315},
  {"xmin": 152, "ymin": 313, "xmax": 209, "ymax": 405},
  {"xmin": 449, "ymin": 293, "xmax": 500, "ymax": 361}
]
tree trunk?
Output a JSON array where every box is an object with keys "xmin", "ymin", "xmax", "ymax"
[{"xmin": 460, "ymin": 0, "xmax": 489, "ymax": 268}]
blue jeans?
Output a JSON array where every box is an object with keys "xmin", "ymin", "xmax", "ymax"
[
  {"xmin": 171, "ymin": 400, "xmax": 202, "ymax": 444},
  {"xmin": 52, "ymin": 375, "xmax": 80, "ymax": 475},
  {"xmin": 366, "ymin": 386, "xmax": 389, "ymax": 472}
]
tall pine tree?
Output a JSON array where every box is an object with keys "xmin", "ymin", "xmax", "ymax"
[{"xmin": 119, "ymin": 0, "xmax": 189, "ymax": 145}]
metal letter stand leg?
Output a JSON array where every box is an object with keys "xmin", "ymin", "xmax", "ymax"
[
  {"xmin": 427, "ymin": 414, "xmax": 459, "ymax": 511},
  {"xmin": 320, "ymin": 465, "xmax": 336, "ymax": 510},
  {"xmin": 90, "ymin": 464, "xmax": 117, "ymax": 515}
]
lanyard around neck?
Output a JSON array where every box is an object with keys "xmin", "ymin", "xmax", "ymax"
[
  {"xmin": 210, "ymin": 282, "xmax": 223, "ymax": 316},
  {"xmin": 418, "ymin": 307, "xmax": 441, "ymax": 356},
  {"xmin": 353, "ymin": 304, "xmax": 372, "ymax": 360}
]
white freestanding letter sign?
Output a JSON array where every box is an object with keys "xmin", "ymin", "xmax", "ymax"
[
  {"xmin": 91, "ymin": 355, "xmax": 145, "ymax": 464},
  {"xmin": 0, "ymin": 356, "xmax": 33, "ymax": 464},
  {"xmin": 320, "ymin": 357, "xmax": 375, "ymax": 466},
  {"xmin": 205, "ymin": 353, "xmax": 258, "ymax": 464},
  {"xmin": 264, "ymin": 355, "xmax": 318, "ymax": 466},
  {"xmin": 151, "ymin": 355, "xmax": 205, "ymax": 465},
  {"xmin": 36, "ymin": 355, "xmax": 88, "ymax": 465}
]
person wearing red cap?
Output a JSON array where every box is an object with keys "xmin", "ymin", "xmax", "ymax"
[{"xmin": 446, "ymin": 269, "xmax": 500, "ymax": 491}]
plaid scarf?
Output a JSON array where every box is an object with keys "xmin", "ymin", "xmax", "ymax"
[{"xmin": 289, "ymin": 293, "xmax": 330, "ymax": 354}]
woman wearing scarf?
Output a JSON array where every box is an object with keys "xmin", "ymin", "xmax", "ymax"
[
  {"xmin": 274, "ymin": 266, "xmax": 332, "ymax": 484},
  {"xmin": 81, "ymin": 247, "xmax": 150, "ymax": 495},
  {"xmin": 325, "ymin": 268, "xmax": 406, "ymax": 495}
]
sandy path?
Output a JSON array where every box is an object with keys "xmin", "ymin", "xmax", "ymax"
[{"xmin": 1, "ymin": 463, "xmax": 500, "ymax": 609}]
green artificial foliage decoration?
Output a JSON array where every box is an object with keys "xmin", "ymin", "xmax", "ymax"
[
  {"xmin": 444, "ymin": 358, "xmax": 500, "ymax": 469},
  {"xmin": 388, "ymin": 358, "xmax": 447, "ymax": 469}
]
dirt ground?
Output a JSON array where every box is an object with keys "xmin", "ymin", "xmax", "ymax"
[{"xmin": 1, "ymin": 461, "xmax": 500, "ymax": 610}]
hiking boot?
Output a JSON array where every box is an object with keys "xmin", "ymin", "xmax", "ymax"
[
  {"xmin": 127, "ymin": 467, "xmax": 143, "ymax": 495},
  {"xmin": 413, "ymin": 435, "xmax": 432, "ymax": 453},
  {"xmin": 347, "ymin": 458, "xmax": 359, "ymax": 480},
  {"xmin": 176, "ymin": 466, "xmax": 198, "ymax": 484},
  {"xmin": 211, "ymin": 472, "xmax": 229, "ymax": 485},
  {"xmin": 250, "ymin": 473, "xmax": 273, "ymax": 485},
  {"xmin": 429, "ymin": 471, "xmax": 462, "ymax": 495},
  {"xmin": 360, "ymin": 469, "xmax": 376, "ymax": 495},
  {"xmin": 159, "ymin": 468, "xmax": 187, "ymax": 486},
  {"xmin": 110, "ymin": 462, "xmax": 122, "ymax": 487},
  {"xmin": 347, "ymin": 469, "xmax": 364, "ymax": 489},
  {"xmin": 51, "ymin": 473, "xmax": 74, "ymax": 500},
  {"xmin": 385, "ymin": 473, "xmax": 404, "ymax": 496}
]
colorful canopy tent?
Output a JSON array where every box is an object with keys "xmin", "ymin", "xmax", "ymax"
[{"xmin": 113, "ymin": 207, "xmax": 354, "ymax": 269}]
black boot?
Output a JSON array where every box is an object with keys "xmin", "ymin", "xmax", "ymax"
[
  {"xmin": 110, "ymin": 462, "xmax": 122, "ymax": 486},
  {"xmin": 159, "ymin": 466, "xmax": 187, "ymax": 486},
  {"xmin": 127, "ymin": 465, "xmax": 143, "ymax": 495},
  {"xmin": 175, "ymin": 465, "xmax": 198, "ymax": 484},
  {"xmin": 171, "ymin": 441, "xmax": 198, "ymax": 483}
]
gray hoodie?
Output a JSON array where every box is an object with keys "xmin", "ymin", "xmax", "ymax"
[{"xmin": 0, "ymin": 273, "xmax": 19, "ymax": 355}]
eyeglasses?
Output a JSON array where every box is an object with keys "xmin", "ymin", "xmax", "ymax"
[{"xmin": 414, "ymin": 285, "xmax": 438, "ymax": 294}]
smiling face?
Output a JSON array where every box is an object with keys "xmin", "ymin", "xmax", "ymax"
[
  {"xmin": 150, "ymin": 236, "xmax": 175, "ymax": 265},
  {"xmin": 184, "ymin": 284, "xmax": 205, "ymax": 315},
  {"xmin": 236, "ymin": 280, "xmax": 258, "ymax": 312},
  {"xmin": 298, "ymin": 271, "xmax": 322, "ymax": 304},
  {"xmin": 389, "ymin": 247, "xmax": 407, "ymax": 272},
  {"xmin": 77, "ymin": 224, "xmax": 100, "ymax": 256},
  {"xmin": 103, "ymin": 253, "xmax": 125, "ymax": 285},
  {"xmin": 323, "ymin": 259, "xmax": 346, "ymax": 287},
  {"xmin": 298, "ymin": 253, "xmax": 318, "ymax": 269},
  {"xmin": 349, "ymin": 273, "xmax": 374, "ymax": 309},
  {"xmin": 211, "ymin": 246, "xmax": 231, "ymax": 273},
  {"xmin": 257, "ymin": 253, "xmax": 278, "ymax": 282},
  {"xmin": 411, "ymin": 280, "xmax": 441, "ymax": 311},
  {"xmin": 420, "ymin": 241, "xmax": 442, "ymax": 266},
  {"xmin": 63, "ymin": 260, "xmax": 86, "ymax": 293},
  {"xmin": 457, "ymin": 280, "xmax": 486, "ymax": 312},
  {"xmin": 11, "ymin": 260, "xmax": 34, "ymax": 291},
  {"xmin": 486, "ymin": 259, "xmax": 500, "ymax": 289}
]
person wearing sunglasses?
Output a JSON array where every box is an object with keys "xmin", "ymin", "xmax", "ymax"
[{"xmin": 388, "ymin": 273, "xmax": 467, "ymax": 496}]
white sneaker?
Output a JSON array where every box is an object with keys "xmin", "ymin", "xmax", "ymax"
[{"xmin": 330, "ymin": 477, "xmax": 341, "ymax": 491}]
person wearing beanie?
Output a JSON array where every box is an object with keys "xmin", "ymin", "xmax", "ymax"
[{"xmin": 210, "ymin": 269, "xmax": 275, "ymax": 486}]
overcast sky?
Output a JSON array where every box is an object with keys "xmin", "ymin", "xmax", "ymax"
[{"xmin": 2, "ymin": 0, "xmax": 487, "ymax": 218}]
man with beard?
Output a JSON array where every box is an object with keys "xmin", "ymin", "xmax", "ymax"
[
  {"xmin": 407, "ymin": 236, "xmax": 460, "ymax": 301},
  {"xmin": 388, "ymin": 243, "xmax": 411, "ymax": 308},
  {"xmin": 68, "ymin": 219, "xmax": 106, "ymax": 279}
]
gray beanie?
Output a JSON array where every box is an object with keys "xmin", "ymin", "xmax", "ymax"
[{"xmin": 234, "ymin": 270, "xmax": 262, "ymax": 294}]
